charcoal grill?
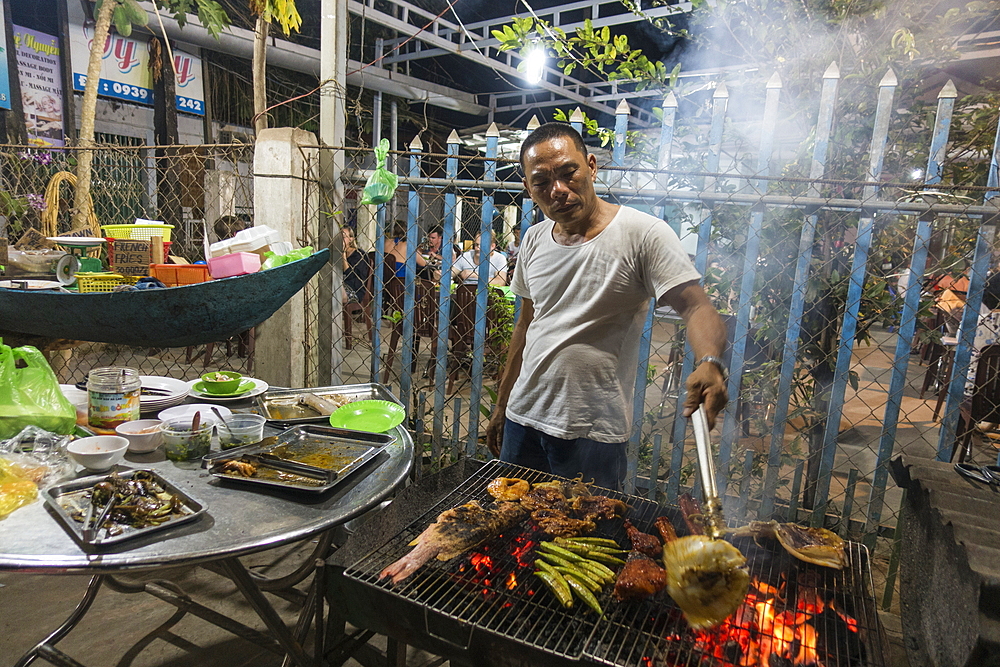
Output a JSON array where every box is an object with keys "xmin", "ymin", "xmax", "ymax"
[{"xmin": 333, "ymin": 459, "xmax": 890, "ymax": 667}]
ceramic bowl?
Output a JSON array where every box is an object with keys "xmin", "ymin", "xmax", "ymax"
[
  {"xmin": 115, "ymin": 419, "xmax": 165, "ymax": 453},
  {"xmin": 67, "ymin": 436, "xmax": 129, "ymax": 472},
  {"xmin": 200, "ymin": 370, "xmax": 242, "ymax": 394}
]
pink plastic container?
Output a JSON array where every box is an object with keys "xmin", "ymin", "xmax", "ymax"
[{"xmin": 208, "ymin": 252, "xmax": 261, "ymax": 279}]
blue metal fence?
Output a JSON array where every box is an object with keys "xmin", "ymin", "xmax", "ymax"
[{"xmin": 332, "ymin": 65, "xmax": 1000, "ymax": 571}]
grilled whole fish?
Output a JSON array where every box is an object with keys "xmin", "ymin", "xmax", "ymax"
[
  {"xmin": 730, "ymin": 520, "xmax": 847, "ymax": 569},
  {"xmin": 379, "ymin": 500, "xmax": 527, "ymax": 584}
]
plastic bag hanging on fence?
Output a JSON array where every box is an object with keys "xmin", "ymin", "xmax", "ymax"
[
  {"xmin": 0, "ymin": 340, "xmax": 76, "ymax": 439},
  {"xmin": 359, "ymin": 138, "xmax": 398, "ymax": 206}
]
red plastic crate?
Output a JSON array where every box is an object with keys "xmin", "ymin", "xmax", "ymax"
[{"xmin": 150, "ymin": 264, "xmax": 211, "ymax": 286}]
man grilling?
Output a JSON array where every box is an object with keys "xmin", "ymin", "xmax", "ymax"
[{"xmin": 485, "ymin": 122, "xmax": 728, "ymax": 490}]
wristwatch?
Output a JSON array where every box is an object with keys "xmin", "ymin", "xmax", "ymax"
[{"xmin": 698, "ymin": 355, "xmax": 728, "ymax": 381}]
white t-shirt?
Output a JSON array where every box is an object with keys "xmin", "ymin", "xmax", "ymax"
[
  {"xmin": 453, "ymin": 250, "xmax": 507, "ymax": 284},
  {"xmin": 507, "ymin": 206, "xmax": 701, "ymax": 442}
]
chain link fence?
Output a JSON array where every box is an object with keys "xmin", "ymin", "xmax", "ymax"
[
  {"xmin": 1, "ymin": 140, "xmax": 256, "ymax": 383},
  {"xmin": 310, "ymin": 139, "xmax": 1000, "ymax": 611},
  {"xmin": 3, "ymin": 130, "xmax": 998, "ymax": 610}
]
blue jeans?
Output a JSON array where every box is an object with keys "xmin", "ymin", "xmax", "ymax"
[{"xmin": 499, "ymin": 419, "xmax": 627, "ymax": 491}]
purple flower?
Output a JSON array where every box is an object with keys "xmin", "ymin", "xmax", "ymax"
[
  {"xmin": 17, "ymin": 151, "xmax": 54, "ymax": 165},
  {"xmin": 26, "ymin": 194, "xmax": 47, "ymax": 211}
]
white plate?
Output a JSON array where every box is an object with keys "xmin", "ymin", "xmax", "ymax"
[
  {"xmin": 47, "ymin": 236, "xmax": 107, "ymax": 247},
  {"xmin": 158, "ymin": 404, "xmax": 232, "ymax": 425},
  {"xmin": 0, "ymin": 280, "xmax": 64, "ymax": 290},
  {"xmin": 185, "ymin": 377, "xmax": 269, "ymax": 403},
  {"xmin": 139, "ymin": 375, "xmax": 190, "ymax": 404},
  {"xmin": 59, "ymin": 384, "xmax": 89, "ymax": 408}
]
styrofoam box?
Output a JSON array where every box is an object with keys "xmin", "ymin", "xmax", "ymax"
[
  {"xmin": 229, "ymin": 226, "xmax": 281, "ymax": 253},
  {"xmin": 209, "ymin": 239, "xmax": 235, "ymax": 258},
  {"xmin": 208, "ymin": 252, "xmax": 261, "ymax": 279}
]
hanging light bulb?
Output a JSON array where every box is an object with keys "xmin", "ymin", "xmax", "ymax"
[{"xmin": 524, "ymin": 44, "xmax": 546, "ymax": 85}]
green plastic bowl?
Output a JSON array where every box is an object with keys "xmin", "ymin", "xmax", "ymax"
[
  {"xmin": 329, "ymin": 400, "xmax": 405, "ymax": 433},
  {"xmin": 200, "ymin": 370, "xmax": 242, "ymax": 394}
]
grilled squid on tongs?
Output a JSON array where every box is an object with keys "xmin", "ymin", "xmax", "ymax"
[{"xmin": 662, "ymin": 407, "xmax": 750, "ymax": 630}]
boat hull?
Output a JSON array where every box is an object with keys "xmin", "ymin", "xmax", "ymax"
[{"xmin": 0, "ymin": 249, "xmax": 329, "ymax": 348}]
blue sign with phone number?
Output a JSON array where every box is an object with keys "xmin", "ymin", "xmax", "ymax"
[{"xmin": 73, "ymin": 74, "xmax": 204, "ymax": 116}]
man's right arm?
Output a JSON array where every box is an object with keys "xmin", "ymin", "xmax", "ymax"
[{"xmin": 486, "ymin": 298, "xmax": 534, "ymax": 456}]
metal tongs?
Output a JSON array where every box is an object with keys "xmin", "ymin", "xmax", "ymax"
[
  {"xmin": 690, "ymin": 406, "xmax": 727, "ymax": 539},
  {"xmin": 955, "ymin": 462, "xmax": 1000, "ymax": 486},
  {"xmin": 82, "ymin": 496, "xmax": 118, "ymax": 543}
]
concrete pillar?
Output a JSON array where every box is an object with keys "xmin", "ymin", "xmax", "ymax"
[
  {"xmin": 319, "ymin": 0, "xmax": 348, "ymax": 384},
  {"xmin": 253, "ymin": 127, "xmax": 320, "ymax": 388},
  {"xmin": 357, "ymin": 204, "xmax": 377, "ymax": 252}
]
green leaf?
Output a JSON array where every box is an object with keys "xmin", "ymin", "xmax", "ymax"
[
  {"xmin": 192, "ymin": 0, "xmax": 231, "ymax": 39},
  {"xmin": 113, "ymin": 6, "xmax": 133, "ymax": 36}
]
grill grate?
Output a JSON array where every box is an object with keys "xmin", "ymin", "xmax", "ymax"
[
  {"xmin": 585, "ymin": 539, "xmax": 889, "ymax": 667},
  {"xmin": 346, "ymin": 459, "xmax": 659, "ymax": 660},
  {"xmin": 345, "ymin": 460, "xmax": 889, "ymax": 666}
]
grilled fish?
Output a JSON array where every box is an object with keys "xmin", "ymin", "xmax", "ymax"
[
  {"xmin": 379, "ymin": 500, "xmax": 527, "ymax": 584},
  {"xmin": 730, "ymin": 520, "xmax": 847, "ymax": 569}
]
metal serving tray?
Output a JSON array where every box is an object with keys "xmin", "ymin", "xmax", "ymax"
[
  {"xmin": 43, "ymin": 469, "xmax": 207, "ymax": 547},
  {"xmin": 203, "ymin": 425, "xmax": 395, "ymax": 494},
  {"xmin": 256, "ymin": 383, "xmax": 401, "ymax": 425}
]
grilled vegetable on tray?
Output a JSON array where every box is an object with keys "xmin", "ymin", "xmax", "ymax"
[{"xmin": 66, "ymin": 471, "xmax": 186, "ymax": 537}]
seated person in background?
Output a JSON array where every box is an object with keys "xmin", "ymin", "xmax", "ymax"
[
  {"xmin": 214, "ymin": 214, "xmax": 246, "ymax": 241},
  {"xmin": 418, "ymin": 225, "xmax": 450, "ymax": 280},
  {"xmin": 342, "ymin": 226, "xmax": 370, "ymax": 304},
  {"xmin": 453, "ymin": 235, "xmax": 507, "ymax": 286},
  {"xmin": 384, "ymin": 223, "xmax": 427, "ymax": 278},
  {"xmin": 425, "ymin": 225, "xmax": 451, "ymax": 263}
]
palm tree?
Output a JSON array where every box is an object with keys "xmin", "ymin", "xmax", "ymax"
[
  {"xmin": 71, "ymin": 0, "xmax": 230, "ymax": 230},
  {"xmin": 250, "ymin": 0, "xmax": 303, "ymax": 133}
]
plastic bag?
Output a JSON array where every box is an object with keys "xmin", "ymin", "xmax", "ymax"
[
  {"xmin": 0, "ymin": 425, "xmax": 75, "ymax": 489},
  {"xmin": 261, "ymin": 246, "xmax": 314, "ymax": 271},
  {"xmin": 0, "ymin": 341, "xmax": 76, "ymax": 439},
  {"xmin": 359, "ymin": 138, "xmax": 398, "ymax": 206},
  {"xmin": 0, "ymin": 457, "xmax": 37, "ymax": 519}
]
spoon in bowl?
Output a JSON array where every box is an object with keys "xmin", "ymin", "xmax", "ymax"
[{"xmin": 212, "ymin": 407, "xmax": 234, "ymax": 440}]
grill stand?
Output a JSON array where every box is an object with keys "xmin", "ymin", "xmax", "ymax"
[{"xmin": 328, "ymin": 459, "xmax": 891, "ymax": 667}]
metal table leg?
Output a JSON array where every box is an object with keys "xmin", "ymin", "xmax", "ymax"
[
  {"xmin": 220, "ymin": 556, "xmax": 313, "ymax": 667},
  {"xmin": 13, "ymin": 574, "xmax": 105, "ymax": 667}
]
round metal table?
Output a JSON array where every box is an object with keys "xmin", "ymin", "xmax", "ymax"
[{"xmin": 1, "ymin": 421, "xmax": 414, "ymax": 666}]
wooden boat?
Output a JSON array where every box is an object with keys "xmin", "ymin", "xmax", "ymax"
[{"xmin": 0, "ymin": 249, "xmax": 329, "ymax": 348}]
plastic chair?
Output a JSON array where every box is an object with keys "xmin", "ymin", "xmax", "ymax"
[
  {"xmin": 344, "ymin": 252, "xmax": 374, "ymax": 349},
  {"xmin": 953, "ymin": 344, "xmax": 1000, "ymax": 461},
  {"xmin": 382, "ymin": 277, "xmax": 439, "ymax": 383},
  {"xmin": 447, "ymin": 285, "xmax": 508, "ymax": 392}
]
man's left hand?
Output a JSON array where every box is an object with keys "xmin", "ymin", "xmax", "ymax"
[{"xmin": 682, "ymin": 362, "xmax": 728, "ymax": 429}]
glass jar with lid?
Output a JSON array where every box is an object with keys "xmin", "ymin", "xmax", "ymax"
[{"xmin": 88, "ymin": 367, "xmax": 141, "ymax": 429}]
